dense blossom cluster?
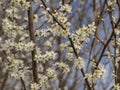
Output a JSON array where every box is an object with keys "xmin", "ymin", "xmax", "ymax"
[
  {"xmin": 54, "ymin": 62, "xmax": 70, "ymax": 74},
  {"xmin": 10, "ymin": 0, "xmax": 30, "ymax": 10},
  {"xmin": 71, "ymin": 22, "xmax": 96, "ymax": 49},
  {"xmin": 46, "ymin": 68, "xmax": 56, "ymax": 80},
  {"xmin": 85, "ymin": 64, "xmax": 106, "ymax": 82},
  {"xmin": 35, "ymin": 51, "xmax": 57, "ymax": 63},
  {"xmin": 2, "ymin": 18, "xmax": 24, "ymax": 38}
]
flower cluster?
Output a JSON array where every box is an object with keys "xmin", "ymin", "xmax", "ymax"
[
  {"xmin": 93, "ymin": 64, "xmax": 106, "ymax": 78},
  {"xmin": 40, "ymin": 24, "xmax": 70, "ymax": 38},
  {"xmin": 35, "ymin": 51, "xmax": 57, "ymax": 63},
  {"xmin": 60, "ymin": 2, "xmax": 72, "ymax": 13},
  {"xmin": 1, "ymin": 39, "xmax": 15, "ymax": 53},
  {"xmin": 1, "ymin": 40, "xmax": 35, "ymax": 53},
  {"xmin": 10, "ymin": 0, "xmax": 30, "ymax": 10},
  {"xmin": 116, "ymin": 38, "xmax": 120, "ymax": 46},
  {"xmin": 3, "ymin": 55, "xmax": 29, "ymax": 79},
  {"xmin": 85, "ymin": 64, "xmax": 106, "ymax": 82},
  {"xmin": 107, "ymin": 51, "xmax": 114, "ymax": 60},
  {"xmin": 54, "ymin": 62, "xmax": 70, "ymax": 74},
  {"xmin": 6, "ymin": 7, "xmax": 21, "ymax": 19},
  {"xmin": 51, "ymin": 23, "xmax": 70, "ymax": 37},
  {"xmin": 65, "ymin": 52, "xmax": 74, "ymax": 61},
  {"xmin": 38, "ymin": 74, "xmax": 49, "ymax": 88},
  {"xmin": 15, "ymin": 41, "xmax": 35, "ymax": 51},
  {"xmin": 71, "ymin": 22, "xmax": 96, "ymax": 49},
  {"xmin": 2, "ymin": 18, "xmax": 23, "ymax": 38},
  {"xmin": 40, "ymin": 28, "xmax": 51, "ymax": 37},
  {"xmin": 40, "ymin": 2, "xmax": 71, "ymax": 38},
  {"xmin": 59, "ymin": 41, "xmax": 73, "ymax": 52},
  {"xmin": 46, "ymin": 68, "xmax": 56, "ymax": 80},
  {"xmin": 74, "ymin": 57, "xmax": 84, "ymax": 69},
  {"xmin": 115, "ymin": 28, "xmax": 120, "ymax": 35}
]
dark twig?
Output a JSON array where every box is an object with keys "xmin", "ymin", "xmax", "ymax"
[
  {"xmin": 20, "ymin": 77, "xmax": 26, "ymax": 90},
  {"xmin": 28, "ymin": 0, "xmax": 38, "ymax": 83}
]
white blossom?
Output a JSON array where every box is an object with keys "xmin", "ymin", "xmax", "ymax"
[
  {"xmin": 47, "ymin": 68, "xmax": 56, "ymax": 80},
  {"xmin": 114, "ymin": 84, "xmax": 120, "ymax": 90},
  {"xmin": 75, "ymin": 57, "xmax": 84, "ymax": 69},
  {"xmin": 31, "ymin": 83, "xmax": 40, "ymax": 90},
  {"xmin": 54, "ymin": 62, "xmax": 70, "ymax": 73}
]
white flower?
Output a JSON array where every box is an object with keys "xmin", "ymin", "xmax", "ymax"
[
  {"xmin": 35, "ymin": 51, "xmax": 57, "ymax": 63},
  {"xmin": 115, "ymin": 28, "xmax": 120, "ymax": 35},
  {"xmin": 65, "ymin": 53, "xmax": 74, "ymax": 61},
  {"xmin": 38, "ymin": 74, "xmax": 49, "ymax": 88},
  {"xmin": 47, "ymin": 68, "xmax": 56, "ymax": 80},
  {"xmin": 114, "ymin": 84, "xmax": 120, "ymax": 90},
  {"xmin": 93, "ymin": 64, "xmax": 106, "ymax": 79},
  {"xmin": 33, "ymin": 14, "xmax": 38, "ymax": 22},
  {"xmin": 15, "ymin": 41, "xmax": 35, "ymax": 51},
  {"xmin": 106, "ymin": 51, "xmax": 114, "ymax": 60},
  {"xmin": 70, "ymin": 22, "xmax": 95, "ymax": 50},
  {"xmin": 25, "ymin": 41, "xmax": 35, "ymax": 51},
  {"xmin": 1, "ymin": 39, "xmax": 15, "ymax": 51},
  {"xmin": 55, "ymin": 62, "xmax": 70, "ymax": 73},
  {"xmin": 98, "ymin": 64, "xmax": 106, "ymax": 77},
  {"xmin": 75, "ymin": 57, "xmax": 84, "ymax": 69},
  {"xmin": 108, "ymin": 1, "xmax": 113, "ymax": 6},
  {"xmin": 60, "ymin": 42, "xmax": 72, "ymax": 51},
  {"xmin": 85, "ymin": 74, "xmax": 94, "ymax": 82},
  {"xmin": 88, "ymin": 22, "xmax": 96, "ymax": 33},
  {"xmin": 60, "ymin": 3, "xmax": 72, "ymax": 13},
  {"xmin": 41, "ymin": 29, "xmax": 51, "ymax": 37},
  {"xmin": 31, "ymin": 83, "xmax": 40, "ymax": 90},
  {"xmin": 10, "ymin": 0, "xmax": 30, "ymax": 10},
  {"xmin": 6, "ymin": 9, "xmax": 14, "ymax": 17}
]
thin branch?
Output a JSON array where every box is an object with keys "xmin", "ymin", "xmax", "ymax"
[
  {"xmin": 93, "ymin": 0, "xmax": 96, "ymax": 11},
  {"xmin": 20, "ymin": 77, "xmax": 26, "ymax": 90},
  {"xmin": 36, "ymin": 20, "xmax": 48, "ymax": 30},
  {"xmin": 28, "ymin": 0, "xmax": 38, "ymax": 83}
]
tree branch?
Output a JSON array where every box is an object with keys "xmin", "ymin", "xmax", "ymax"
[
  {"xmin": 20, "ymin": 77, "xmax": 26, "ymax": 90},
  {"xmin": 28, "ymin": 0, "xmax": 38, "ymax": 83}
]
